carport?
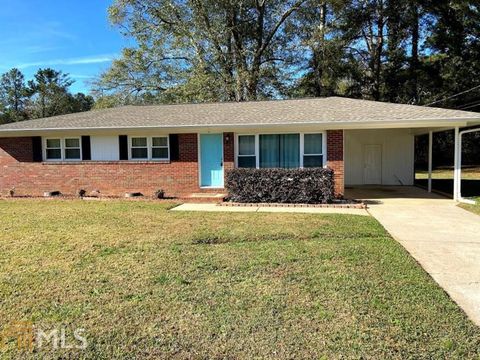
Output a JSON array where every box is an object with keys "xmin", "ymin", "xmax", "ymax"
[
  {"xmin": 344, "ymin": 124, "xmax": 480, "ymax": 202},
  {"xmin": 414, "ymin": 127, "xmax": 480, "ymax": 202}
]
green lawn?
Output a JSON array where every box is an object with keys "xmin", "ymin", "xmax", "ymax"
[
  {"xmin": 460, "ymin": 198, "xmax": 480, "ymax": 216},
  {"xmin": 416, "ymin": 166, "xmax": 480, "ymax": 180},
  {"xmin": 0, "ymin": 200, "xmax": 479, "ymax": 359}
]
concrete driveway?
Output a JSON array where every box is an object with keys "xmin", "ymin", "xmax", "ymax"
[{"xmin": 346, "ymin": 186, "xmax": 480, "ymax": 326}]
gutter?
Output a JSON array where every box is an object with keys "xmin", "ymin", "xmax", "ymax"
[{"xmin": 0, "ymin": 118, "xmax": 479, "ymax": 136}]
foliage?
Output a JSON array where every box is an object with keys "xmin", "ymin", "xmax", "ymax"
[
  {"xmin": 226, "ymin": 168, "xmax": 335, "ymax": 203},
  {"xmin": 459, "ymin": 199, "xmax": 480, "ymax": 216},
  {"xmin": 0, "ymin": 67, "xmax": 94, "ymax": 123},
  {"xmin": 94, "ymin": 0, "xmax": 480, "ymax": 110},
  {"xmin": 0, "ymin": 200, "xmax": 479, "ymax": 358},
  {"xmin": 93, "ymin": 94, "xmax": 124, "ymax": 109},
  {"xmin": 95, "ymin": 0, "xmax": 311, "ymax": 103},
  {"xmin": 27, "ymin": 68, "xmax": 74, "ymax": 118},
  {"xmin": 0, "ymin": 68, "xmax": 29, "ymax": 123}
]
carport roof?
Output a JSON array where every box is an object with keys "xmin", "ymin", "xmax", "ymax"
[{"xmin": 0, "ymin": 96, "xmax": 479, "ymax": 133}]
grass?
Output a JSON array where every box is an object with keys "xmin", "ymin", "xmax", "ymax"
[
  {"xmin": 459, "ymin": 198, "xmax": 480, "ymax": 216},
  {"xmin": 0, "ymin": 200, "xmax": 479, "ymax": 359},
  {"xmin": 416, "ymin": 166, "xmax": 480, "ymax": 180}
]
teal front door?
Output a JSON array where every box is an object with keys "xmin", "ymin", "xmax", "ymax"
[{"xmin": 200, "ymin": 134, "xmax": 224, "ymax": 187}]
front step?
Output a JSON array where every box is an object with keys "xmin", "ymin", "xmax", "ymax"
[{"xmin": 178, "ymin": 193, "xmax": 227, "ymax": 203}]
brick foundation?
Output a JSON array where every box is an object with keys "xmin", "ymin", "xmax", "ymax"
[{"xmin": 326, "ymin": 130, "xmax": 345, "ymax": 197}]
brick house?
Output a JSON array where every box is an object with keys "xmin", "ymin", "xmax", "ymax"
[{"xmin": 0, "ymin": 97, "xmax": 479, "ymax": 199}]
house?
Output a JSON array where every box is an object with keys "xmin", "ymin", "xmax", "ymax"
[{"xmin": 0, "ymin": 97, "xmax": 479, "ymax": 200}]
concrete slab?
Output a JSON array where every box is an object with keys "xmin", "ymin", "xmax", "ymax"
[
  {"xmin": 354, "ymin": 186, "xmax": 480, "ymax": 326},
  {"xmin": 171, "ymin": 203, "xmax": 369, "ymax": 216}
]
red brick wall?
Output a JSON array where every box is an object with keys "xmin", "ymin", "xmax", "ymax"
[
  {"xmin": 0, "ymin": 137, "xmax": 34, "ymax": 162},
  {"xmin": 223, "ymin": 132, "xmax": 235, "ymax": 174},
  {"xmin": 326, "ymin": 130, "xmax": 344, "ymax": 197},
  {"xmin": 0, "ymin": 131, "xmax": 348, "ymax": 198},
  {"xmin": 0, "ymin": 134, "xmax": 206, "ymax": 197}
]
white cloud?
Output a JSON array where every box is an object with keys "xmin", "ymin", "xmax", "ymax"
[
  {"xmin": 16, "ymin": 54, "xmax": 117, "ymax": 69},
  {"xmin": 70, "ymin": 74, "xmax": 95, "ymax": 79}
]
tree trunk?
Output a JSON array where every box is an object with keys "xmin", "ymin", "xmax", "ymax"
[
  {"xmin": 247, "ymin": 0, "xmax": 266, "ymax": 100},
  {"xmin": 372, "ymin": 6, "xmax": 385, "ymax": 101},
  {"xmin": 313, "ymin": 2, "xmax": 327, "ymax": 96},
  {"xmin": 410, "ymin": 4, "xmax": 420, "ymax": 103}
]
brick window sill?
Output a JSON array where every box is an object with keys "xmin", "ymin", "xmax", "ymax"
[{"xmin": 42, "ymin": 160, "xmax": 171, "ymax": 165}]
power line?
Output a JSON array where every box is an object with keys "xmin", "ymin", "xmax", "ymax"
[
  {"xmin": 456, "ymin": 98, "xmax": 480, "ymax": 109},
  {"xmin": 425, "ymin": 84, "xmax": 480, "ymax": 106},
  {"xmin": 458, "ymin": 101, "xmax": 480, "ymax": 111}
]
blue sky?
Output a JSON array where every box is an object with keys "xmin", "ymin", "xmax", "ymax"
[{"xmin": 0, "ymin": 0, "xmax": 129, "ymax": 94}]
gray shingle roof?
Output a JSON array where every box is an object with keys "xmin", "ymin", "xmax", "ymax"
[{"xmin": 0, "ymin": 97, "xmax": 479, "ymax": 132}]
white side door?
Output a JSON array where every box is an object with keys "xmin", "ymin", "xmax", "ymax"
[{"xmin": 364, "ymin": 144, "xmax": 382, "ymax": 184}]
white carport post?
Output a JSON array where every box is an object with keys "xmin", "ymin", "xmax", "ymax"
[
  {"xmin": 428, "ymin": 131, "xmax": 433, "ymax": 192},
  {"xmin": 453, "ymin": 127, "xmax": 461, "ymax": 201},
  {"xmin": 458, "ymin": 127, "xmax": 480, "ymax": 203}
]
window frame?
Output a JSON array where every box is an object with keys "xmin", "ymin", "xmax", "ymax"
[
  {"xmin": 63, "ymin": 137, "xmax": 82, "ymax": 161},
  {"xmin": 235, "ymin": 132, "xmax": 326, "ymax": 169},
  {"xmin": 128, "ymin": 135, "xmax": 170, "ymax": 161},
  {"xmin": 301, "ymin": 132, "xmax": 326, "ymax": 168},
  {"xmin": 44, "ymin": 137, "xmax": 82, "ymax": 161},
  {"xmin": 151, "ymin": 136, "xmax": 170, "ymax": 160},
  {"xmin": 237, "ymin": 134, "xmax": 259, "ymax": 168},
  {"xmin": 129, "ymin": 136, "xmax": 149, "ymax": 160}
]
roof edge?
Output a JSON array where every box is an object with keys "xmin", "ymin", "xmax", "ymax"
[{"xmin": 0, "ymin": 118, "xmax": 477, "ymax": 136}]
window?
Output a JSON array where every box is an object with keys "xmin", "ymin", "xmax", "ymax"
[
  {"xmin": 236, "ymin": 132, "xmax": 326, "ymax": 169},
  {"xmin": 303, "ymin": 133, "xmax": 324, "ymax": 167},
  {"xmin": 131, "ymin": 137, "xmax": 148, "ymax": 159},
  {"xmin": 64, "ymin": 138, "xmax": 81, "ymax": 160},
  {"xmin": 237, "ymin": 135, "xmax": 256, "ymax": 168},
  {"xmin": 152, "ymin": 136, "xmax": 169, "ymax": 159},
  {"xmin": 260, "ymin": 134, "xmax": 299, "ymax": 168},
  {"xmin": 45, "ymin": 139, "xmax": 62, "ymax": 160},
  {"xmin": 45, "ymin": 137, "xmax": 81, "ymax": 161},
  {"xmin": 130, "ymin": 136, "xmax": 170, "ymax": 160}
]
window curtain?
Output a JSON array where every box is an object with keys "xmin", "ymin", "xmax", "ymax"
[
  {"xmin": 280, "ymin": 134, "xmax": 300, "ymax": 168},
  {"xmin": 260, "ymin": 134, "xmax": 299, "ymax": 168}
]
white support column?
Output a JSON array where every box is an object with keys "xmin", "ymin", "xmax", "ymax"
[
  {"xmin": 459, "ymin": 132, "xmax": 463, "ymax": 200},
  {"xmin": 428, "ymin": 131, "xmax": 433, "ymax": 192},
  {"xmin": 453, "ymin": 127, "xmax": 461, "ymax": 201}
]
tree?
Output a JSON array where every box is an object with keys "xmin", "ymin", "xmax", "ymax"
[
  {"xmin": 94, "ymin": 0, "xmax": 480, "ymax": 111},
  {"xmin": 0, "ymin": 67, "xmax": 94, "ymax": 121},
  {"xmin": 0, "ymin": 68, "xmax": 29, "ymax": 122},
  {"xmin": 27, "ymin": 68, "xmax": 75, "ymax": 118},
  {"xmin": 288, "ymin": 0, "xmax": 369, "ymax": 99},
  {"xmin": 93, "ymin": 94, "xmax": 124, "ymax": 109},
  {"xmin": 422, "ymin": 1, "xmax": 480, "ymax": 109},
  {"xmin": 24, "ymin": 68, "xmax": 95, "ymax": 118},
  {"xmin": 0, "ymin": 103, "xmax": 8, "ymax": 124},
  {"xmin": 94, "ymin": 0, "xmax": 311, "ymax": 103},
  {"xmin": 70, "ymin": 93, "xmax": 95, "ymax": 113}
]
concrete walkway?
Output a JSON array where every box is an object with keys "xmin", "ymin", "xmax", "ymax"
[
  {"xmin": 350, "ymin": 186, "xmax": 480, "ymax": 326},
  {"xmin": 171, "ymin": 203, "xmax": 369, "ymax": 216}
]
